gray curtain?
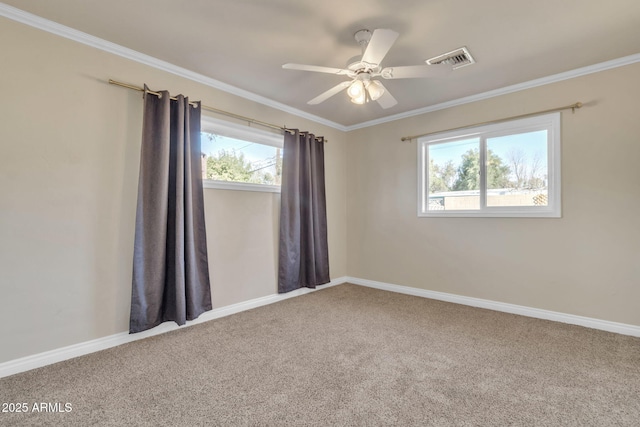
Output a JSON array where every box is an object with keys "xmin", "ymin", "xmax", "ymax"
[
  {"xmin": 130, "ymin": 87, "xmax": 212, "ymax": 333},
  {"xmin": 278, "ymin": 130, "xmax": 330, "ymax": 293}
]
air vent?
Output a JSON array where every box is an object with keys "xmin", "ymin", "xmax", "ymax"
[{"xmin": 426, "ymin": 46, "xmax": 475, "ymax": 69}]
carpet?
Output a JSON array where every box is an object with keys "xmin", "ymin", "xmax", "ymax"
[{"xmin": 1, "ymin": 284, "xmax": 639, "ymax": 426}]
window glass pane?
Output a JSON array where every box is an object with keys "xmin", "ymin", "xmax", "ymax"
[
  {"xmin": 201, "ymin": 132, "xmax": 282, "ymax": 185},
  {"xmin": 485, "ymin": 130, "xmax": 548, "ymax": 207},
  {"xmin": 419, "ymin": 112, "xmax": 560, "ymax": 217},
  {"xmin": 428, "ymin": 138, "xmax": 480, "ymax": 210}
]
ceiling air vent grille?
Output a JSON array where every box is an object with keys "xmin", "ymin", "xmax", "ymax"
[{"xmin": 426, "ymin": 46, "xmax": 475, "ymax": 69}]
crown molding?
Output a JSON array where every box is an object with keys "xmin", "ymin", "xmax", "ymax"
[
  {"xmin": 2, "ymin": 3, "xmax": 638, "ymax": 132},
  {"xmin": 345, "ymin": 53, "xmax": 640, "ymax": 131},
  {"xmin": 0, "ymin": 3, "xmax": 348, "ymax": 132}
]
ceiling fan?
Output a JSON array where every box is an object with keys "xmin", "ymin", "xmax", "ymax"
[{"xmin": 282, "ymin": 29, "xmax": 451, "ymax": 109}]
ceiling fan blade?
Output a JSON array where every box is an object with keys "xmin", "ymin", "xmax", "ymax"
[
  {"xmin": 361, "ymin": 29, "xmax": 399, "ymax": 66},
  {"xmin": 380, "ymin": 64, "xmax": 452, "ymax": 79},
  {"xmin": 283, "ymin": 63, "xmax": 350, "ymax": 75},
  {"xmin": 374, "ymin": 81, "xmax": 397, "ymax": 109},
  {"xmin": 308, "ymin": 81, "xmax": 352, "ymax": 105}
]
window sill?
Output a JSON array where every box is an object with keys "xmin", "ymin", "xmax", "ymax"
[
  {"xmin": 419, "ymin": 212, "xmax": 561, "ymax": 218},
  {"xmin": 418, "ymin": 206, "xmax": 561, "ymax": 218},
  {"xmin": 203, "ymin": 180, "xmax": 281, "ymax": 193}
]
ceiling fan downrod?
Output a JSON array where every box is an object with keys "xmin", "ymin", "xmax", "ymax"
[{"xmin": 354, "ymin": 29, "xmax": 373, "ymax": 53}]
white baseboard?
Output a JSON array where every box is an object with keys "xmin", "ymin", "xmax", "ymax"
[
  {"xmin": 0, "ymin": 277, "xmax": 348, "ymax": 378},
  {"xmin": 4, "ymin": 275, "xmax": 637, "ymax": 378},
  {"xmin": 346, "ymin": 277, "xmax": 640, "ymax": 338}
]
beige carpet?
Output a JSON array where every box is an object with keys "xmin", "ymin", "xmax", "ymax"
[{"xmin": 1, "ymin": 284, "xmax": 639, "ymax": 426}]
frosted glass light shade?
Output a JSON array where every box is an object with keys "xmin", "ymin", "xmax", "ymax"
[
  {"xmin": 366, "ymin": 80, "xmax": 385, "ymax": 101},
  {"xmin": 350, "ymin": 93, "xmax": 366, "ymax": 104},
  {"xmin": 347, "ymin": 80, "xmax": 364, "ymax": 99}
]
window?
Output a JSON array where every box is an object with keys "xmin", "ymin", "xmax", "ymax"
[
  {"xmin": 418, "ymin": 112, "xmax": 561, "ymax": 217},
  {"xmin": 201, "ymin": 116, "xmax": 283, "ymax": 193}
]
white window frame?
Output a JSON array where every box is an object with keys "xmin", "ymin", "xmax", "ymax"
[
  {"xmin": 418, "ymin": 112, "xmax": 561, "ymax": 218},
  {"xmin": 201, "ymin": 115, "xmax": 283, "ymax": 193}
]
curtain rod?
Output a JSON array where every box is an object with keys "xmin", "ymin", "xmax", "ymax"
[
  {"xmin": 108, "ymin": 79, "xmax": 326, "ymax": 142},
  {"xmin": 400, "ymin": 102, "xmax": 583, "ymax": 142}
]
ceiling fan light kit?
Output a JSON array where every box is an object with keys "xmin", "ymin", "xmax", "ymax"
[
  {"xmin": 365, "ymin": 80, "xmax": 384, "ymax": 101},
  {"xmin": 282, "ymin": 28, "xmax": 454, "ymax": 109},
  {"xmin": 346, "ymin": 73, "xmax": 385, "ymax": 104},
  {"xmin": 347, "ymin": 79, "xmax": 364, "ymax": 99},
  {"xmin": 350, "ymin": 92, "xmax": 366, "ymax": 105}
]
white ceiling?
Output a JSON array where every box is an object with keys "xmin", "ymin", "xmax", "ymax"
[{"xmin": 3, "ymin": 0, "xmax": 640, "ymax": 128}]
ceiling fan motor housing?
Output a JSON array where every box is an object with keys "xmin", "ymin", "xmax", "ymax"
[{"xmin": 346, "ymin": 55, "xmax": 381, "ymax": 76}]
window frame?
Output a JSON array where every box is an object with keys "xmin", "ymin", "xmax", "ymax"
[
  {"xmin": 201, "ymin": 115, "xmax": 283, "ymax": 193},
  {"xmin": 417, "ymin": 112, "xmax": 561, "ymax": 218}
]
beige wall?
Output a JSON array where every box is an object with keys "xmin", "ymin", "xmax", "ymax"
[
  {"xmin": 2, "ymin": 15, "xmax": 639, "ymax": 365},
  {"xmin": 0, "ymin": 18, "xmax": 347, "ymax": 363},
  {"xmin": 346, "ymin": 62, "xmax": 640, "ymax": 326}
]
